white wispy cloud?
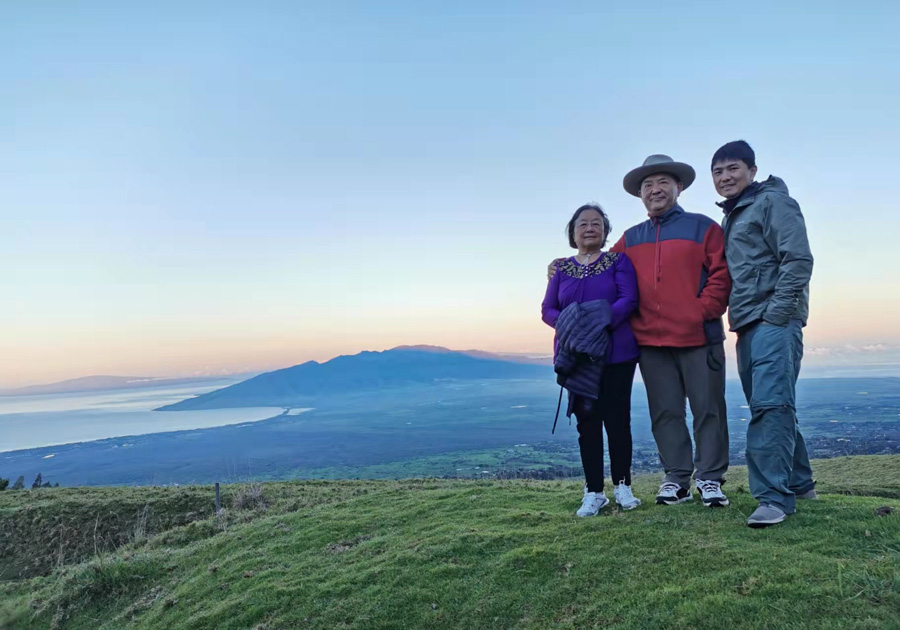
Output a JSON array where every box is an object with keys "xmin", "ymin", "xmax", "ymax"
[{"xmin": 804, "ymin": 342, "xmax": 900, "ymax": 363}]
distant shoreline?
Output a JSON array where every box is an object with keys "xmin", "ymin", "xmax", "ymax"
[
  {"xmin": 0, "ymin": 408, "xmax": 317, "ymax": 456},
  {"xmin": 0, "ymin": 382, "xmax": 312, "ymax": 453}
]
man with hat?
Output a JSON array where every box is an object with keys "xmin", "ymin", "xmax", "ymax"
[
  {"xmin": 711, "ymin": 140, "xmax": 816, "ymax": 528},
  {"xmin": 611, "ymin": 155, "xmax": 732, "ymax": 507}
]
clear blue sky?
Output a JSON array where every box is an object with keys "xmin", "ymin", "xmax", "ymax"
[{"xmin": 3, "ymin": 1, "xmax": 899, "ymax": 386}]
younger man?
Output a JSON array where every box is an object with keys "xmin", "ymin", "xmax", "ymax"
[{"xmin": 712, "ymin": 140, "xmax": 816, "ymax": 528}]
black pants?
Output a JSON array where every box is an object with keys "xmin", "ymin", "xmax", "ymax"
[{"xmin": 572, "ymin": 361, "xmax": 637, "ymax": 492}]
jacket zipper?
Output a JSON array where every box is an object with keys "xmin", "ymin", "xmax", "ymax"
[
  {"xmin": 654, "ymin": 220, "xmax": 662, "ymax": 340},
  {"xmin": 722, "ymin": 201, "xmax": 750, "ymax": 245}
]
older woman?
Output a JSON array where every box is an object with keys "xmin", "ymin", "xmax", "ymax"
[{"xmin": 542, "ymin": 204, "xmax": 641, "ymax": 516}]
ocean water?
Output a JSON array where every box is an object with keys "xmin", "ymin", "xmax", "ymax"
[{"xmin": 0, "ymin": 380, "xmax": 295, "ymax": 452}]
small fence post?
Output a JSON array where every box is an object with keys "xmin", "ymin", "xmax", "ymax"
[{"xmin": 215, "ymin": 482, "xmax": 221, "ymax": 512}]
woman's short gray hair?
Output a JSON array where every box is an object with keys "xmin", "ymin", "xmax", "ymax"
[{"xmin": 567, "ymin": 203, "xmax": 611, "ymax": 249}]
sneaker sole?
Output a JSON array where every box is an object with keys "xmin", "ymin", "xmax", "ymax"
[
  {"xmin": 655, "ymin": 495, "xmax": 693, "ymax": 505},
  {"xmin": 702, "ymin": 498, "xmax": 730, "ymax": 508},
  {"xmin": 616, "ymin": 500, "xmax": 641, "ymax": 511},
  {"xmin": 747, "ymin": 514, "xmax": 786, "ymax": 528}
]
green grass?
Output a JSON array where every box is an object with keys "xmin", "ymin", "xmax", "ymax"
[
  {"xmin": 0, "ymin": 485, "xmax": 215, "ymax": 581},
  {"xmin": 794, "ymin": 455, "xmax": 900, "ymax": 498},
  {"xmin": 1, "ymin": 456, "xmax": 899, "ymax": 629}
]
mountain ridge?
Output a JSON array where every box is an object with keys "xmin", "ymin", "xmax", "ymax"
[{"xmin": 156, "ymin": 347, "xmax": 552, "ymax": 411}]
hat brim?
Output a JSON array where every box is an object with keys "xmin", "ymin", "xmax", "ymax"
[{"xmin": 623, "ymin": 162, "xmax": 696, "ymax": 197}]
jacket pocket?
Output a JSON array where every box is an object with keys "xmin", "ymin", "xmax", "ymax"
[{"xmin": 755, "ymin": 264, "xmax": 777, "ymax": 302}]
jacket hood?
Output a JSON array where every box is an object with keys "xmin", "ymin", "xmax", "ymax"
[{"xmin": 754, "ymin": 175, "xmax": 789, "ymax": 197}]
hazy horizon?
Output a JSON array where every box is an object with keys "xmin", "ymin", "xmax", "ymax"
[{"xmin": 5, "ymin": 345, "xmax": 899, "ymax": 392}]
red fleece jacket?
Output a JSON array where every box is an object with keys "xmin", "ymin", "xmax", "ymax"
[{"xmin": 610, "ymin": 205, "xmax": 730, "ymax": 348}]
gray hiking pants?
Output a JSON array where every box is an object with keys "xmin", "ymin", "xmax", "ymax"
[
  {"xmin": 737, "ymin": 320, "xmax": 815, "ymax": 514},
  {"xmin": 639, "ymin": 344, "xmax": 729, "ymax": 488}
]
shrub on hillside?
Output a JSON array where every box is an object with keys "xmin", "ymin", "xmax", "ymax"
[{"xmin": 230, "ymin": 482, "xmax": 269, "ymax": 512}]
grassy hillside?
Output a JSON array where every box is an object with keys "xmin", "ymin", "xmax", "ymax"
[{"xmin": 1, "ymin": 456, "xmax": 898, "ymax": 630}]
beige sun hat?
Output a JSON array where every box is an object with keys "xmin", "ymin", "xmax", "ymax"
[{"xmin": 623, "ymin": 154, "xmax": 696, "ymax": 197}]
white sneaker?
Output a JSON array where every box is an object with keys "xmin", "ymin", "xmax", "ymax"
[
  {"xmin": 696, "ymin": 479, "xmax": 730, "ymax": 507},
  {"xmin": 613, "ymin": 480, "xmax": 641, "ymax": 510},
  {"xmin": 576, "ymin": 490, "xmax": 609, "ymax": 517}
]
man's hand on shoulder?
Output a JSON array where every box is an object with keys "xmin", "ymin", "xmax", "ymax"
[{"xmin": 547, "ymin": 258, "xmax": 566, "ymax": 280}]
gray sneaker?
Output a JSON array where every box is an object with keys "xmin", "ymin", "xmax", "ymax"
[
  {"xmin": 796, "ymin": 488, "xmax": 819, "ymax": 500},
  {"xmin": 747, "ymin": 504, "xmax": 787, "ymax": 528}
]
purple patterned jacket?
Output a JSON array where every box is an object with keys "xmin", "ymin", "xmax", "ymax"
[{"xmin": 541, "ymin": 251, "xmax": 640, "ymax": 365}]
